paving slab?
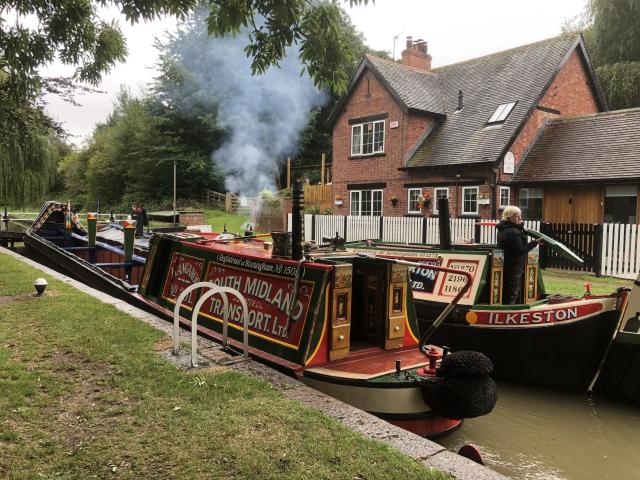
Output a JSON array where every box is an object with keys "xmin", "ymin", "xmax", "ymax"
[{"xmin": 1, "ymin": 246, "xmax": 510, "ymax": 479}]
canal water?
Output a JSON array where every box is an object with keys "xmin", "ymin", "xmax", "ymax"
[{"xmin": 438, "ymin": 382, "xmax": 640, "ymax": 479}]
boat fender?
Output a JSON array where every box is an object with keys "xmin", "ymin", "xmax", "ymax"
[
  {"xmin": 436, "ymin": 349, "xmax": 493, "ymax": 378},
  {"xmin": 419, "ymin": 351, "xmax": 497, "ymax": 420}
]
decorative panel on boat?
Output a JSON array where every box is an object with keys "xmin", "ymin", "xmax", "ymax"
[
  {"xmin": 490, "ymin": 249, "xmax": 504, "ymax": 305},
  {"xmin": 330, "ymin": 264, "xmax": 352, "ymax": 361}
]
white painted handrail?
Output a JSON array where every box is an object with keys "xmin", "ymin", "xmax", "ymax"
[
  {"xmin": 191, "ymin": 286, "xmax": 249, "ymax": 367},
  {"xmin": 172, "ymin": 282, "xmax": 250, "ymax": 367}
]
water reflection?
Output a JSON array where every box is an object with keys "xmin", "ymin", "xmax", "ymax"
[{"xmin": 438, "ymin": 382, "xmax": 640, "ymax": 479}]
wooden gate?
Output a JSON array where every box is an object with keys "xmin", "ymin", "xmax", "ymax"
[{"xmin": 540, "ymin": 222, "xmax": 603, "ymax": 273}]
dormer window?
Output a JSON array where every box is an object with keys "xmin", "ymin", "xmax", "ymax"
[{"xmin": 487, "ymin": 102, "xmax": 517, "ymax": 125}]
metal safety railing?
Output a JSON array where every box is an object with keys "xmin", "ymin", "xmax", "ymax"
[{"xmin": 172, "ymin": 282, "xmax": 249, "ymax": 367}]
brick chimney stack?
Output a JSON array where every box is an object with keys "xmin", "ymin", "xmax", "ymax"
[{"xmin": 401, "ymin": 36, "xmax": 432, "ymax": 71}]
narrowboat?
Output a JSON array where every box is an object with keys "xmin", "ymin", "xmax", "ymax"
[
  {"xmin": 591, "ymin": 272, "xmax": 640, "ymax": 406},
  {"xmin": 23, "ymin": 202, "xmax": 147, "ymax": 302},
  {"xmin": 322, "ymin": 198, "xmax": 631, "ymax": 392},
  {"xmin": 339, "ymin": 240, "xmax": 628, "ymax": 390},
  {"xmin": 21, "ymin": 200, "xmax": 497, "ymax": 439}
]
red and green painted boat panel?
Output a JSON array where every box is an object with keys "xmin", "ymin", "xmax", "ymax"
[{"xmin": 141, "ymin": 235, "xmax": 332, "ymax": 366}]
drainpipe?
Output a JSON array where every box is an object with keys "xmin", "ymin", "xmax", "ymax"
[{"xmin": 491, "ymin": 168, "xmax": 499, "ymax": 219}]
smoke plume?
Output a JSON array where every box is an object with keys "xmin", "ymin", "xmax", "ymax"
[{"xmin": 170, "ymin": 14, "xmax": 327, "ymax": 196}]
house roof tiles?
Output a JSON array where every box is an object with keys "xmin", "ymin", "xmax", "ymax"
[
  {"xmin": 406, "ymin": 33, "xmax": 585, "ymax": 168},
  {"xmin": 512, "ymin": 108, "xmax": 640, "ymax": 183},
  {"xmin": 364, "ymin": 55, "xmax": 447, "ymax": 115}
]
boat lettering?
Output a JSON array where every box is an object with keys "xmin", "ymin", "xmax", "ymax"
[
  {"xmin": 438, "ymin": 260, "xmax": 479, "ymax": 299},
  {"xmin": 213, "ymin": 253, "xmax": 298, "ymax": 277},
  {"xmin": 408, "ymin": 260, "xmax": 441, "ymax": 293},
  {"xmin": 207, "ymin": 297, "xmax": 292, "ymax": 338},
  {"xmin": 163, "ymin": 254, "xmax": 205, "ymax": 306},
  {"xmin": 485, "ymin": 307, "xmax": 579, "ymax": 325},
  {"xmin": 200, "ymin": 262, "xmax": 313, "ymax": 348}
]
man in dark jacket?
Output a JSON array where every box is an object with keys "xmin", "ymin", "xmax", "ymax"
[{"xmin": 496, "ymin": 206, "xmax": 542, "ymax": 304}]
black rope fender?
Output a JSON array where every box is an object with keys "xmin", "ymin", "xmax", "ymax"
[{"xmin": 417, "ymin": 351, "xmax": 498, "ymax": 420}]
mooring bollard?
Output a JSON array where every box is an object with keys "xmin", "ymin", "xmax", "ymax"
[
  {"xmin": 123, "ymin": 218, "xmax": 136, "ymax": 263},
  {"xmin": 87, "ymin": 212, "xmax": 97, "ymax": 247}
]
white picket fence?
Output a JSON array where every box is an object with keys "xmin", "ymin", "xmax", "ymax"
[
  {"xmin": 601, "ymin": 223, "xmax": 640, "ymax": 279},
  {"xmin": 288, "ymin": 214, "xmax": 640, "ymax": 280}
]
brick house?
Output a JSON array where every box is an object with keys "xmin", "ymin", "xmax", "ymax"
[{"xmin": 329, "ymin": 33, "xmax": 640, "ymax": 223}]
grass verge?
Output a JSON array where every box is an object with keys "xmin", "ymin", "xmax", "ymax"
[
  {"xmin": 542, "ymin": 269, "xmax": 633, "ymax": 297},
  {"xmin": 0, "ymin": 253, "xmax": 449, "ymax": 480}
]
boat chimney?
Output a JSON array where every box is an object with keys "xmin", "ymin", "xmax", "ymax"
[
  {"xmin": 438, "ymin": 198, "xmax": 451, "ymax": 249},
  {"xmin": 291, "ymin": 175, "xmax": 305, "ymax": 260}
]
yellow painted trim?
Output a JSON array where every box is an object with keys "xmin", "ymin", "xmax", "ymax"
[{"xmin": 406, "ymin": 315, "xmax": 420, "ymax": 344}]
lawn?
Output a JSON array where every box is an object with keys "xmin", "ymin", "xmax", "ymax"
[
  {"xmin": 0, "ymin": 253, "xmax": 449, "ymax": 480},
  {"xmin": 541, "ymin": 269, "xmax": 633, "ymax": 296}
]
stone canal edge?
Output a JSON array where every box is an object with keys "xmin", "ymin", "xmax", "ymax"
[{"xmin": 2, "ymin": 246, "xmax": 508, "ymax": 480}]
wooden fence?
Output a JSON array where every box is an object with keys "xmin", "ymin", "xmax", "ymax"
[
  {"xmin": 287, "ymin": 214, "xmax": 640, "ymax": 279},
  {"xmin": 304, "ymin": 184, "xmax": 332, "ymax": 212}
]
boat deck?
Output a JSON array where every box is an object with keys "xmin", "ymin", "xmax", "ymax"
[{"xmin": 306, "ymin": 347, "xmax": 433, "ymax": 380}]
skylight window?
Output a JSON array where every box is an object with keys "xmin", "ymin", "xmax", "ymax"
[{"xmin": 487, "ymin": 102, "xmax": 517, "ymax": 124}]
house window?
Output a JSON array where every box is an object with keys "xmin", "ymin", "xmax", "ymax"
[
  {"xmin": 433, "ymin": 188, "xmax": 449, "ymax": 214},
  {"xmin": 351, "ymin": 120, "xmax": 385, "ymax": 156},
  {"xmin": 487, "ymin": 102, "xmax": 517, "ymax": 125},
  {"xmin": 499, "ymin": 186, "xmax": 510, "ymax": 208},
  {"xmin": 408, "ymin": 188, "xmax": 422, "ymax": 214},
  {"xmin": 462, "ymin": 187, "xmax": 479, "ymax": 215},
  {"xmin": 519, "ymin": 188, "xmax": 543, "ymax": 220},
  {"xmin": 350, "ymin": 189, "xmax": 383, "ymax": 216},
  {"xmin": 604, "ymin": 186, "xmax": 637, "ymax": 223}
]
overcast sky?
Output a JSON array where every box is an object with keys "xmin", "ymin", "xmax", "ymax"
[{"xmin": 43, "ymin": 0, "xmax": 588, "ymax": 144}]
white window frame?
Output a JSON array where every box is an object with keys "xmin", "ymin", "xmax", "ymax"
[
  {"xmin": 433, "ymin": 187, "xmax": 449, "ymax": 214},
  {"xmin": 499, "ymin": 186, "xmax": 510, "ymax": 209},
  {"xmin": 407, "ymin": 188, "xmax": 422, "ymax": 214},
  {"xmin": 487, "ymin": 102, "xmax": 517, "ymax": 124},
  {"xmin": 462, "ymin": 186, "xmax": 479, "ymax": 215},
  {"xmin": 350, "ymin": 189, "xmax": 383, "ymax": 216},
  {"xmin": 350, "ymin": 120, "xmax": 385, "ymax": 156}
]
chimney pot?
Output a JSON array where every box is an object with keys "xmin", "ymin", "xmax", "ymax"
[{"xmin": 401, "ymin": 35, "xmax": 432, "ymax": 72}]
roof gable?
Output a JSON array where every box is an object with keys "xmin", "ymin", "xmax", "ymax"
[{"xmin": 327, "ymin": 55, "xmax": 446, "ymax": 126}]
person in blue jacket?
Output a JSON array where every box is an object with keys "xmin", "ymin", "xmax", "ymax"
[{"xmin": 496, "ymin": 206, "xmax": 542, "ymax": 304}]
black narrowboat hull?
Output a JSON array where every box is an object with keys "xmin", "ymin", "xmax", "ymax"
[
  {"xmin": 593, "ymin": 337, "xmax": 640, "ymax": 406},
  {"xmin": 417, "ymin": 300, "xmax": 620, "ymax": 390}
]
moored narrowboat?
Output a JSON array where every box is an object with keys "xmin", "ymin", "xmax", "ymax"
[
  {"xmin": 591, "ymin": 272, "xmax": 640, "ymax": 405},
  {"xmin": 339, "ymin": 239, "xmax": 628, "ymax": 391},
  {"xmin": 21, "ymin": 200, "xmax": 498, "ymax": 439}
]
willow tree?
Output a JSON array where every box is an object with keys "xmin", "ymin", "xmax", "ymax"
[
  {"xmin": 0, "ymin": 0, "xmax": 195, "ymax": 205},
  {"xmin": 578, "ymin": 0, "xmax": 640, "ymax": 109},
  {"xmin": 1, "ymin": 0, "xmax": 372, "ymax": 205}
]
